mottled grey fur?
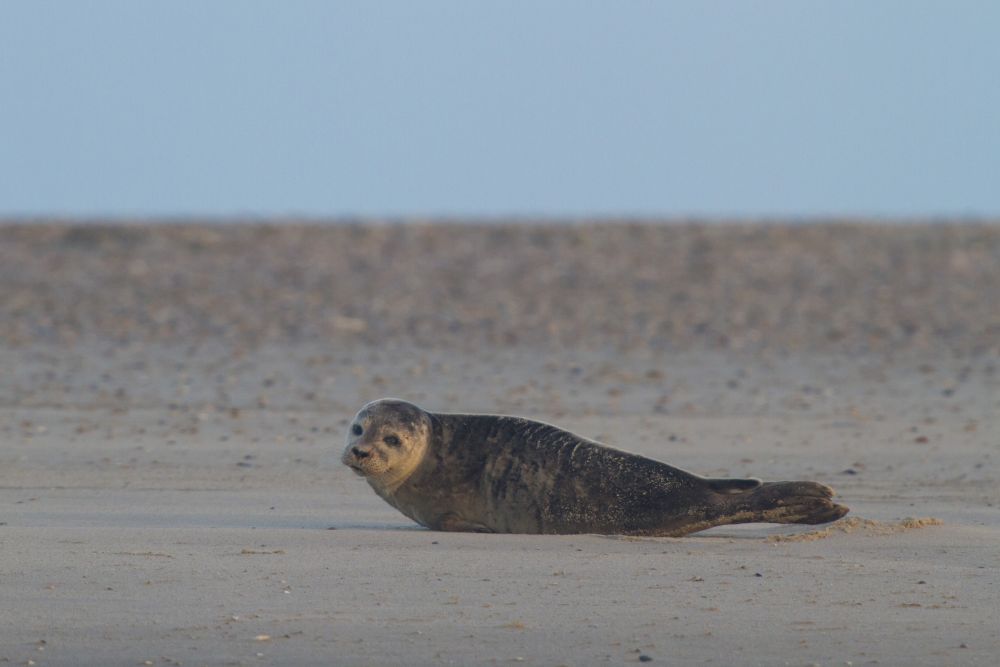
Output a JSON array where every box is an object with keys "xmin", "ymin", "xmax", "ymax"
[{"xmin": 342, "ymin": 399, "xmax": 849, "ymax": 536}]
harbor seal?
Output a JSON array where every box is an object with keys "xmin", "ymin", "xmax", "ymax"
[{"xmin": 341, "ymin": 398, "xmax": 849, "ymax": 536}]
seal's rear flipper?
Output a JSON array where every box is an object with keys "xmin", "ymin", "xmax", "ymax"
[
  {"xmin": 737, "ymin": 480, "xmax": 849, "ymax": 525},
  {"xmin": 705, "ymin": 477, "xmax": 762, "ymax": 494}
]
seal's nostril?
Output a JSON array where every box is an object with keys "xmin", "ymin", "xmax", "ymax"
[{"xmin": 352, "ymin": 446, "xmax": 370, "ymax": 459}]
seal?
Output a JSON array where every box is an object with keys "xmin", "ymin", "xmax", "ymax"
[{"xmin": 341, "ymin": 398, "xmax": 849, "ymax": 536}]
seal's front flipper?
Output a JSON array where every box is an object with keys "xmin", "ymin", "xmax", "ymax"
[{"xmin": 437, "ymin": 513, "xmax": 495, "ymax": 533}]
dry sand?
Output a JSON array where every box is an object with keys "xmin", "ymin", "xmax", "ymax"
[{"xmin": 1, "ymin": 222, "xmax": 998, "ymax": 666}]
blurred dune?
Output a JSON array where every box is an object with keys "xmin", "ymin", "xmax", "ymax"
[{"xmin": 2, "ymin": 221, "xmax": 998, "ymax": 354}]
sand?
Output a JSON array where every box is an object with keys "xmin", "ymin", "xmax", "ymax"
[{"xmin": 1, "ymin": 222, "xmax": 998, "ymax": 666}]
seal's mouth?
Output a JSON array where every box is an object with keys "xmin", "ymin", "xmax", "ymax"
[
  {"xmin": 342, "ymin": 452, "xmax": 373, "ymax": 476},
  {"xmin": 342, "ymin": 445, "xmax": 391, "ymax": 479}
]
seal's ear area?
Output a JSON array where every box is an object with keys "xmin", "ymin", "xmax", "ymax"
[{"xmin": 706, "ymin": 477, "xmax": 762, "ymax": 494}]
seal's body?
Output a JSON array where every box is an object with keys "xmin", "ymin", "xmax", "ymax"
[{"xmin": 342, "ymin": 399, "xmax": 849, "ymax": 536}]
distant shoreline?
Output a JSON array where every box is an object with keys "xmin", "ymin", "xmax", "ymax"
[{"xmin": 2, "ymin": 216, "xmax": 999, "ymax": 228}]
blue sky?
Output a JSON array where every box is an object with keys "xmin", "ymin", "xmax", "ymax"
[{"xmin": 1, "ymin": 1, "xmax": 998, "ymax": 218}]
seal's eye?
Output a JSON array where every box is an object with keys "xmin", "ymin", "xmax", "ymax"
[
  {"xmin": 383, "ymin": 435, "xmax": 401, "ymax": 447},
  {"xmin": 351, "ymin": 424, "xmax": 363, "ymax": 436}
]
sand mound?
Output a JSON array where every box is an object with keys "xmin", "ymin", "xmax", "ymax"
[{"xmin": 767, "ymin": 516, "xmax": 944, "ymax": 542}]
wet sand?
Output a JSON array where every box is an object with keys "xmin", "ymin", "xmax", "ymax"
[{"xmin": 1, "ymin": 222, "xmax": 998, "ymax": 665}]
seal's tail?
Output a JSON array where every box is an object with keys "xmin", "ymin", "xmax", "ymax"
[{"xmin": 716, "ymin": 480, "xmax": 849, "ymax": 526}]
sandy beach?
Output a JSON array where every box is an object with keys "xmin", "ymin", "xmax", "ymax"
[{"xmin": 1, "ymin": 222, "xmax": 998, "ymax": 666}]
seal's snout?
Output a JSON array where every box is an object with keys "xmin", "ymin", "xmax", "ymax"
[{"xmin": 342, "ymin": 441, "xmax": 381, "ymax": 477}]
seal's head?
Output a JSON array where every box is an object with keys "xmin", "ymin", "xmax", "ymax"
[{"xmin": 341, "ymin": 398, "xmax": 432, "ymax": 489}]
